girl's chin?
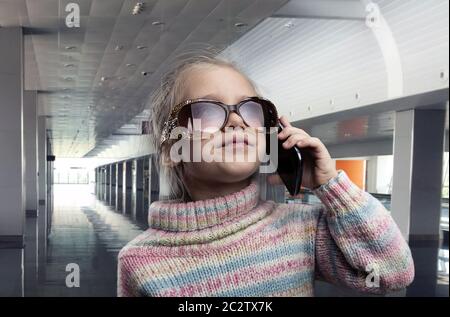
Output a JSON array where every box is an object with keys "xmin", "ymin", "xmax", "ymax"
[{"xmin": 216, "ymin": 161, "xmax": 259, "ymax": 177}]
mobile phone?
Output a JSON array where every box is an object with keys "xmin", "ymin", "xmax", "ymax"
[{"xmin": 275, "ymin": 123, "xmax": 304, "ymax": 196}]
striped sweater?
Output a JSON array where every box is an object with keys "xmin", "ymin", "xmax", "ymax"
[{"xmin": 117, "ymin": 169, "xmax": 414, "ymax": 296}]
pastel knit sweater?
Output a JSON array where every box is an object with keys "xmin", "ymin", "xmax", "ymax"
[{"xmin": 118, "ymin": 170, "xmax": 414, "ymax": 297}]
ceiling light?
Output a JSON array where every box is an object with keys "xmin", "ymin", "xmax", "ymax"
[
  {"xmin": 132, "ymin": 2, "xmax": 145, "ymax": 15},
  {"xmin": 136, "ymin": 45, "xmax": 147, "ymax": 50},
  {"xmin": 152, "ymin": 21, "xmax": 164, "ymax": 26},
  {"xmin": 101, "ymin": 76, "xmax": 108, "ymax": 81},
  {"xmin": 64, "ymin": 63, "xmax": 75, "ymax": 68},
  {"xmin": 284, "ymin": 21, "xmax": 295, "ymax": 28},
  {"xmin": 234, "ymin": 22, "xmax": 248, "ymax": 27},
  {"xmin": 64, "ymin": 45, "xmax": 76, "ymax": 50},
  {"xmin": 126, "ymin": 63, "xmax": 136, "ymax": 68}
]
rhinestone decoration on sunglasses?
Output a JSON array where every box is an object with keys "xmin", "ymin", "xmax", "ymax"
[{"xmin": 160, "ymin": 97, "xmax": 279, "ymax": 145}]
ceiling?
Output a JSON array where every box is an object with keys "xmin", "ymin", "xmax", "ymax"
[
  {"xmin": 0, "ymin": 0, "xmax": 448, "ymax": 158},
  {"xmin": 220, "ymin": 0, "xmax": 449, "ymax": 148},
  {"xmin": 0, "ymin": 0, "xmax": 289, "ymax": 157}
]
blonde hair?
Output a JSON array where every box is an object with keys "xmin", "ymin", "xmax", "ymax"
[{"xmin": 149, "ymin": 48, "xmax": 260, "ymax": 201}]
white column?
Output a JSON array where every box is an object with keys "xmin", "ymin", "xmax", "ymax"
[
  {"xmin": 134, "ymin": 159, "xmax": 144, "ymax": 221},
  {"xmin": 24, "ymin": 91, "xmax": 38, "ymax": 216},
  {"xmin": 110, "ymin": 164, "xmax": 116, "ymax": 206},
  {"xmin": 23, "ymin": 91, "xmax": 39, "ymax": 295},
  {"xmin": 391, "ymin": 108, "xmax": 446, "ymax": 242},
  {"xmin": 365, "ymin": 156, "xmax": 378, "ymax": 193},
  {"xmin": 393, "ymin": 108, "xmax": 446, "ymax": 297},
  {"xmin": 149, "ymin": 155, "xmax": 160, "ymax": 204},
  {"xmin": 123, "ymin": 161, "xmax": 132, "ymax": 213},
  {"xmin": 409, "ymin": 109, "xmax": 446, "ymax": 240},
  {"xmin": 0, "ymin": 27, "xmax": 24, "ymax": 248},
  {"xmin": 391, "ymin": 110, "xmax": 414, "ymax": 240},
  {"xmin": 37, "ymin": 116, "xmax": 47, "ymax": 206},
  {"xmin": 37, "ymin": 116, "xmax": 47, "ymax": 282},
  {"xmin": 116, "ymin": 163, "xmax": 123, "ymax": 211},
  {"xmin": 0, "ymin": 27, "xmax": 24, "ymax": 297},
  {"xmin": 105, "ymin": 164, "xmax": 111, "ymax": 203}
]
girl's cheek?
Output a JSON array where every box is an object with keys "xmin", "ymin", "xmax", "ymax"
[{"xmin": 256, "ymin": 134, "xmax": 267, "ymax": 159}]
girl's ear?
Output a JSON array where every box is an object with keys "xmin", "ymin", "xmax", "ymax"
[
  {"xmin": 162, "ymin": 159, "xmax": 181, "ymax": 168},
  {"xmin": 161, "ymin": 144, "xmax": 182, "ymax": 168},
  {"xmin": 162, "ymin": 136, "xmax": 194, "ymax": 167},
  {"xmin": 161, "ymin": 156, "xmax": 181, "ymax": 168}
]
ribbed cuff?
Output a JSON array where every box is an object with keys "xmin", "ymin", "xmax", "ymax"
[{"xmin": 311, "ymin": 169, "xmax": 367, "ymax": 217}]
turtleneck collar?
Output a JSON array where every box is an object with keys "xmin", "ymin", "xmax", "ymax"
[{"xmin": 148, "ymin": 181, "xmax": 260, "ymax": 232}]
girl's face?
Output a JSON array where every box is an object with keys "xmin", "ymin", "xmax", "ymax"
[{"xmin": 179, "ymin": 65, "xmax": 266, "ymax": 185}]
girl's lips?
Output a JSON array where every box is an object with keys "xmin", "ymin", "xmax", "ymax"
[
  {"xmin": 229, "ymin": 140, "xmax": 248, "ymax": 147},
  {"xmin": 219, "ymin": 134, "xmax": 254, "ymax": 148},
  {"xmin": 208, "ymin": 130, "xmax": 258, "ymax": 148}
]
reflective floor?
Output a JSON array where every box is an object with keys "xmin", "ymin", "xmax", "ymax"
[
  {"xmin": 0, "ymin": 184, "xmax": 447, "ymax": 297},
  {"xmin": 24, "ymin": 184, "xmax": 144, "ymax": 296}
]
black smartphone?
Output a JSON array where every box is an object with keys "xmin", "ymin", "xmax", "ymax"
[{"xmin": 275, "ymin": 123, "xmax": 304, "ymax": 196}]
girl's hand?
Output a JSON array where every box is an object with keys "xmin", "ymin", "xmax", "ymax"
[{"xmin": 267, "ymin": 116, "xmax": 338, "ymax": 190}]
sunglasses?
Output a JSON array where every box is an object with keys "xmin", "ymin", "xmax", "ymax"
[{"xmin": 160, "ymin": 96, "xmax": 279, "ymax": 145}]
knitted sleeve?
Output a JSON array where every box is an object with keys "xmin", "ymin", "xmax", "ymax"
[{"xmin": 311, "ymin": 169, "xmax": 415, "ymax": 294}]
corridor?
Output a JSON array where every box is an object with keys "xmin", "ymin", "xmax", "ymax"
[
  {"xmin": 24, "ymin": 184, "xmax": 144, "ymax": 297},
  {"xmin": 0, "ymin": 0, "xmax": 448, "ymax": 299}
]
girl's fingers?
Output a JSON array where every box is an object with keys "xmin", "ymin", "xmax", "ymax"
[
  {"xmin": 278, "ymin": 117, "xmax": 327, "ymax": 155},
  {"xmin": 283, "ymin": 135, "xmax": 326, "ymax": 155},
  {"xmin": 283, "ymin": 134, "xmax": 307, "ymax": 149},
  {"xmin": 296, "ymin": 137, "xmax": 330, "ymax": 156},
  {"xmin": 279, "ymin": 115, "xmax": 292, "ymax": 128},
  {"xmin": 277, "ymin": 117, "xmax": 310, "ymax": 140}
]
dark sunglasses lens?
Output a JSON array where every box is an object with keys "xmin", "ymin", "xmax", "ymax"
[
  {"xmin": 239, "ymin": 100, "xmax": 267, "ymax": 128},
  {"xmin": 178, "ymin": 102, "xmax": 226, "ymax": 133},
  {"xmin": 239, "ymin": 101, "xmax": 264, "ymax": 127}
]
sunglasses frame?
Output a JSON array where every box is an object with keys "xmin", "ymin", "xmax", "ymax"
[{"xmin": 160, "ymin": 96, "xmax": 279, "ymax": 145}]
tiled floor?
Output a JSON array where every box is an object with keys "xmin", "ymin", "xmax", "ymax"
[
  {"xmin": 25, "ymin": 184, "xmax": 144, "ymax": 296},
  {"xmin": 5, "ymin": 184, "xmax": 445, "ymax": 297}
]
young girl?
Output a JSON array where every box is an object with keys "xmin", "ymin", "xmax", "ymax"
[{"xmin": 117, "ymin": 54, "xmax": 414, "ymax": 297}]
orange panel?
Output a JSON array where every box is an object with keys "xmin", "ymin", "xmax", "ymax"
[{"xmin": 335, "ymin": 160, "xmax": 366, "ymax": 190}]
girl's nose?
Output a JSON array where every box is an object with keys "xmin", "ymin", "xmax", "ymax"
[{"xmin": 224, "ymin": 111, "xmax": 247, "ymax": 130}]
